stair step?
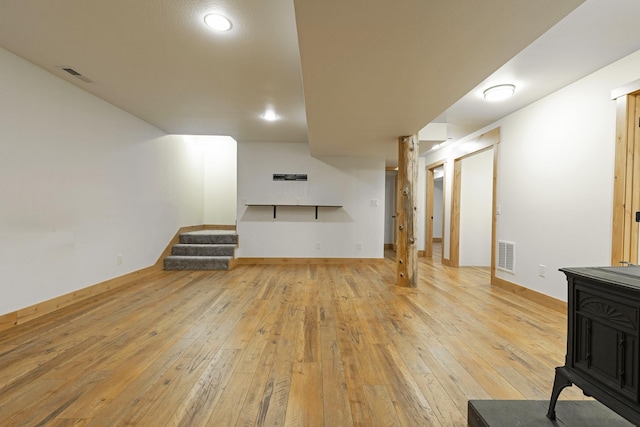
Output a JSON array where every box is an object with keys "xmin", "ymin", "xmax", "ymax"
[
  {"xmin": 171, "ymin": 244, "xmax": 235, "ymax": 257},
  {"xmin": 164, "ymin": 230, "xmax": 238, "ymax": 271},
  {"xmin": 179, "ymin": 231, "xmax": 238, "ymax": 245},
  {"xmin": 164, "ymin": 256, "xmax": 232, "ymax": 271}
]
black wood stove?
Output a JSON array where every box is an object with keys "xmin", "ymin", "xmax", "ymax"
[{"xmin": 548, "ymin": 265, "xmax": 640, "ymax": 424}]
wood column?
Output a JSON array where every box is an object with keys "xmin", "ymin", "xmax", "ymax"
[
  {"xmin": 396, "ymin": 135, "xmax": 419, "ymax": 287},
  {"xmin": 450, "ymin": 159, "xmax": 461, "ymax": 268}
]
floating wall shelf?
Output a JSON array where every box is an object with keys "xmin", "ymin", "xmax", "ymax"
[{"xmin": 245, "ymin": 204, "xmax": 342, "ymax": 219}]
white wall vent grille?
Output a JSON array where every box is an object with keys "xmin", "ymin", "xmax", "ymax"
[{"xmin": 497, "ymin": 241, "xmax": 515, "ymax": 273}]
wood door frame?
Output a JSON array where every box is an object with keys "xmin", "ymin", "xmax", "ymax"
[
  {"xmin": 450, "ymin": 158, "xmax": 462, "ymax": 267},
  {"xmin": 611, "ymin": 80, "xmax": 640, "ymax": 265},
  {"xmin": 384, "ymin": 167, "xmax": 398, "ymax": 252},
  {"xmin": 425, "ymin": 161, "xmax": 445, "ymax": 261},
  {"xmin": 449, "ymin": 128, "xmax": 500, "ymax": 272}
]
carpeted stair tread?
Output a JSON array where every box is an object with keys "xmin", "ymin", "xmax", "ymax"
[
  {"xmin": 171, "ymin": 244, "xmax": 235, "ymax": 257},
  {"xmin": 164, "ymin": 255, "xmax": 233, "ymax": 271},
  {"xmin": 179, "ymin": 231, "xmax": 238, "ymax": 245},
  {"xmin": 185, "ymin": 230, "xmax": 236, "ymax": 235},
  {"xmin": 164, "ymin": 230, "xmax": 238, "ymax": 271}
]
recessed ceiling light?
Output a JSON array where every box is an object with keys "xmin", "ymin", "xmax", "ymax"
[
  {"xmin": 483, "ymin": 84, "xmax": 515, "ymax": 102},
  {"xmin": 204, "ymin": 13, "xmax": 232, "ymax": 32},
  {"xmin": 262, "ymin": 110, "xmax": 279, "ymax": 121}
]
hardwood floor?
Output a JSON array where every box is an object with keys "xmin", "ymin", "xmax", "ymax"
[
  {"xmin": 0, "ymin": 253, "xmax": 585, "ymax": 426},
  {"xmin": 431, "ymin": 241, "xmax": 442, "ymax": 261}
]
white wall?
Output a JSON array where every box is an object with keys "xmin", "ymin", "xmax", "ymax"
[
  {"xmin": 199, "ymin": 136, "xmax": 237, "ymax": 226},
  {"xmin": 0, "ymin": 47, "xmax": 211, "ymax": 315},
  {"xmin": 433, "ymin": 178, "xmax": 443, "ymax": 239},
  {"xmin": 459, "ymin": 148, "xmax": 493, "ymax": 266},
  {"xmin": 237, "ymin": 142, "xmax": 385, "ymax": 258},
  {"xmin": 423, "ymin": 48, "xmax": 640, "ymax": 301}
]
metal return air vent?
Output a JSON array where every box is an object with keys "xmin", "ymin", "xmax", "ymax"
[
  {"xmin": 497, "ymin": 241, "xmax": 515, "ymax": 273},
  {"xmin": 60, "ymin": 67, "xmax": 93, "ymax": 83}
]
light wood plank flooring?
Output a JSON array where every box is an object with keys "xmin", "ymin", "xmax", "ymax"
[{"xmin": 0, "ymin": 252, "xmax": 585, "ymax": 426}]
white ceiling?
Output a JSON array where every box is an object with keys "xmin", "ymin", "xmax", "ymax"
[
  {"xmin": 0, "ymin": 0, "xmax": 308, "ymax": 142},
  {"xmin": 433, "ymin": 0, "xmax": 640, "ymax": 145},
  {"xmin": 1, "ymin": 0, "xmax": 638, "ymax": 165},
  {"xmin": 294, "ymin": 0, "xmax": 584, "ymax": 160}
]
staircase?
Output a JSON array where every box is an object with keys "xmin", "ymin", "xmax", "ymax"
[{"xmin": 164, "ymin": 230, "xmax": 238, "ymax": 271}]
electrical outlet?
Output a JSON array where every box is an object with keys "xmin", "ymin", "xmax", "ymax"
[
  {"xmin": 117, "ymin": 254, "xmax": 123, "ymax": 265},
  {"xmin": 356, "ymin": 242, "xmax": 363, "ymax": 250},
  {"xmin": 538, "ymin": 264, "xmax": 545, "ymax": 278},
  {"xmin": 316, "ymin": 242, "xmax": 321, "ymax": 249}
]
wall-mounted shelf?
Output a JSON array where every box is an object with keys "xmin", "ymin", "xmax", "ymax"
[{"xmin": 245, "ymin": 204, "xmax": 342, "ymax": 219}]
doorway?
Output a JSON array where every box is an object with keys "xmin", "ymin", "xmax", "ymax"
[
  {"xmin": 611, "ymin": 85, "xmax": 640, "ymax": 265},
  {"xmin": 384, "ymin": 170, "xmax": 397, "ymax": 252},
  {"xmin": 425, "ymin": 164, "xmax": 444, "ymax": 262},
  {"xmin": 448, "ymin": 128, "xmax": 499, "ymax": 276},
  {"xmin": 458, "ymin": 148, "xmax": 493, "ymax": 267}
]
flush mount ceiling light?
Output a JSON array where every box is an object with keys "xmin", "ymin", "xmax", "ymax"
[
  {"xmin": 483, "ymin": 84, "xmax": 516, "ymax": 102},
  {"xmin": 204, "ymin": 13, "xmax": 232, "ymax": 31},
  {"xmin": 262, "ymin": 110, "xmax": 279, "ymax": 121}
]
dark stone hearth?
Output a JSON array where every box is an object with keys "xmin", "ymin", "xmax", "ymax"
[{"xmin": 468, "ymin": 400, "xmax": 632, "ymax": 427}]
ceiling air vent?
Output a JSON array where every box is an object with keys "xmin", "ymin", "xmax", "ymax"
[
  {"xmin": 60, "ymin": 67, "xmax": 93, "ymax": 83},
  {"xmin": 497, "ymin": 241, "xmax": 515, "ymax": 273}
]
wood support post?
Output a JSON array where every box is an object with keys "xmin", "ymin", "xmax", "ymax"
[{"xmin": 396, "ymin": 135, "xmax": 419, "ymax": 287}]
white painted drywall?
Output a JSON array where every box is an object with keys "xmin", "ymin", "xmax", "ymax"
[
  {"xmin": 0, "ymin": 47, "xmax": 207, "ymax": 315},
  {"xmin": 459, "ymin": 148, "xmax": 493, "ymax": 266},
  {"xmin": 423, "ymin": 47, "xmax": 640, "ymax": 301},
  {"xmin": 433, "ymin": 178, "xmax": 443, "ymax": 239},
  {"xmin": 199, "ymin": 136, "xmax": 237, "ymax": 226},
  {"xmin": 237, "ymin": 142, "xmax": 385, "ymax": 258}
]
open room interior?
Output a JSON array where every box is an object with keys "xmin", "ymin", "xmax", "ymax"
[{"xmin": 2, "ymin": 0, "xmax": 640, "ymax": 425}]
